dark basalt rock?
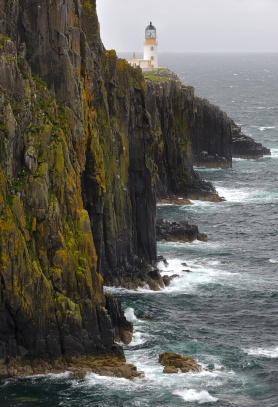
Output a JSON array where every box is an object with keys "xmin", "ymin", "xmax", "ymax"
[
  {"xmin": 103, "ymin": 256, "xmax": 164, "ymax": 291},
  {"xmin": 193, "ymin": 97, "xmax": 233, "ymax": 168},
  {"xmin": 156, "ymin": 217, "xmax": 208, "ymax": 243}
]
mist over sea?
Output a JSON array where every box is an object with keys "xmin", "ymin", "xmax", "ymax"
[{"xmin": 1, "ymin": 53, "xmax": 278, "ymax": 406}]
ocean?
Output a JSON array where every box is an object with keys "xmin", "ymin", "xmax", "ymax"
[{"xmin": 1, "ymin": 53, "xmax": 278, "ymax": 406}]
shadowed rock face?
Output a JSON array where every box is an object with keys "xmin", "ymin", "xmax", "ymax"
[
  {"xmin": 0, "ymin": 0, "xmax": 145, "ymax": 362},
  {"xmin": 193, "ymin": 97, "xmax": 233, "ymax": 168}
]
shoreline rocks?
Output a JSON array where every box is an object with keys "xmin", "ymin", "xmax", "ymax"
[
  {"xmin": 0, "ymin": 353, "xmax": 143, "ymax": 380},
  {"xmin": 159, "ymin": 352, "xmax": 202, "ymax": 374},
  {"xmin": 156, "ymin": 217, "xmax": 208, "ymax": 243},
  {"xmin": 104, "ymin": 258, "xmax": 165, "ymax": 291}
]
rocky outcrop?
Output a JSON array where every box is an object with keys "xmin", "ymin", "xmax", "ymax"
[
  {"xmin": 232, "ymin": 121, "xmax": 271, "ymax": 158},
  {"xmin": 159, "ymin": 352, "xmax": 202, "ymax": 374},
  {"xmin": 156, "ymin": 217, "xmax": 207, "ymax": 243}
]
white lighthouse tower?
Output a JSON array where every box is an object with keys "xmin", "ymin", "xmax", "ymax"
[
  {"xmin": 126, "ymin": 21, "xmax": 159, "ymax": 70},
  {"xmin": 144, "ymin": 22, "xmax": 158, "ymax": 68}
]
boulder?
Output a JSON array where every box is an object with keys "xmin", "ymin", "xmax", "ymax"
[
  {"xmin": 156, "ymin": 217, "xmax": 207, "ymax": 243},
  {"xmin": 159, "ymin": 352, "xmax": 201, "ymax": 374}
]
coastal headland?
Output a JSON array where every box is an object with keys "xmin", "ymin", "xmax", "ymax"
[{"xmin": 0, "ymin": 0, "xmax": 270, "ymax": 376}]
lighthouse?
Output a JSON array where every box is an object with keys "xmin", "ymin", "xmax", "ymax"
[
  {"xmin": 144, "ymin": 22, "xmax": 158, "ymax": 68},
  {"xmin": 126, "ymin": 22, "xmax": 159, "ymax": 70}
]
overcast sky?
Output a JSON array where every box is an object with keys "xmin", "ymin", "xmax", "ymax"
[{"xmin": 97, "ymin": 0, "xmax": 278, "ymax": 53}]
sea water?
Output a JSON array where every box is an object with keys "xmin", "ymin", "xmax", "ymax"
[{"xmin": 1, "ymin": 53, "xmax": 278, "ymax": 406}]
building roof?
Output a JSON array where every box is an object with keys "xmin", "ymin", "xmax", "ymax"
[{"xmin": 146, "ymin": 22, "xmax": 156, "ymax": 31}]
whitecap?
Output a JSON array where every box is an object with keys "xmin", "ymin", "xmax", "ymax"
[
  {"xmin": 269, "ymin": 258, "xmax": 278, "ymax": 263},
  {"xmin": 173, "ymin": 388, "xmax": 218, "ymax": 404},
  {"xmin": 245, "ymin": 346, "xmax": 278, "ymax": 358},
  {"xmin": 259, "ymin": 126, "xmax": 275, "ymax": 131}
]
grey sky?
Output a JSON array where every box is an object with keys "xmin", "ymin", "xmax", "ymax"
[{"xmin": 97, "ymin": 0, "xmax": 278, "ymax": 52}]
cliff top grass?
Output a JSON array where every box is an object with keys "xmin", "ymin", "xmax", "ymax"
[{"xmin": 143, "ymin": 68, "xmax": 180, "ymax": 83}]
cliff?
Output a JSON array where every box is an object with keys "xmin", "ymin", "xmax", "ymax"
[
  {"xmin": 144, "ymin": 76, "xmax": 222, "ymax": 201},
  {"xmin": 0, "ymin": 0, "xmax": 152, "ymax": 370},
  {"xmin": 0, "ymin": 0, "xmax": 264, "ymax": 373}
]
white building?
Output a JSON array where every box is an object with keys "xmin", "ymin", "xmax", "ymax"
[{"xmin": 126, "ymin": 22, "xmax": 158, "ymax": 70}]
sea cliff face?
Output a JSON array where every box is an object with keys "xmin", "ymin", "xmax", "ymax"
[
  {"xmin": 0, "ymin": 0, "xmax": 267, "ymax": 370},
  {"xmin": 0, "ymin": 0, "xmax": 119, "ymax": 364},
  {"xmin": 0, "ymin": 0, "xmax": 163, "ymax": 365}
]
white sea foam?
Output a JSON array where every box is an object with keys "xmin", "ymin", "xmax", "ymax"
[
  {"xmin": 81, "ymin": 372, "xmax": 136, "ymax": 388},
  {"xmin": 44, "ymin": 371, "xmax": 72, "ymax": 380},
  {"xmin": 245, "ymin": 346, "xmax": 278, "ymax": 358},
  {"xmin": 269, "ymin": 258, "xmax": 278, "ymax": 263},
  {"xmin": 271, "ymin": 149, "xmax": 278, "ymax": 157},
  {"xmin": 127, "ymin": 331, "xmax": 147, "ymax": 347},
  {"xmin": 124, "ymin": 307, "xmax": 138, "ymax": 322},
  {"xmin": 215, "ymin": 186, "xmax": 252, "ymax": 203},
  {"xmin": 173, "ymin": 388, "xmax": 218, "ymax": 404},
  {"xmin": 18, "ymin": 371, "xmax": 72, "ymax": 381},
  {"xmin": 156, "ymin": 257, "xmax": 235, "ymax": 295}
]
